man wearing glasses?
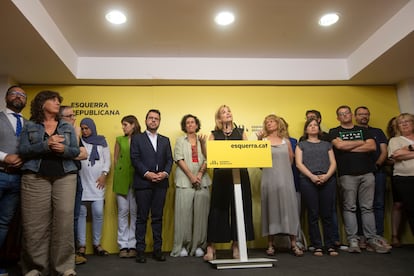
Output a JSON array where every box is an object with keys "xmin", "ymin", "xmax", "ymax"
[
  {"xmin": 0, "ymin": 85, "xmax": 27, "ymax": 276},
  {"xmin": 329, "ymin": 105, "xmax": 390, "ymax": 254}
]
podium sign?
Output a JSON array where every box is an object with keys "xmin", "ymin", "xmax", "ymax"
[
  {"xmin": 206, "ymin": 140, "xmax": 276, "ymax": 268},
  {"xmin": 207, "ymin": 140, "xmax": 272, "ymax": 168}
]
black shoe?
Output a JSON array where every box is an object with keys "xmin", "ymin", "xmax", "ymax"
[
  {"xmin": 135, "ymin": 251, "xmax": 146, "ymax": 263},
  {"xmin": 152, "ymin": 250, "xmax": 166, "ymax": 262}
]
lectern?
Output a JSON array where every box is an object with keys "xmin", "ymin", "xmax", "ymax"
[{"xmin": 207, "ymin": 140, "xmax": 276, "ymax": 269}]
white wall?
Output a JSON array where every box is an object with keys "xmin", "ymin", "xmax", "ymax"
[{"xmin": 397, "ymin": 78, "xmax": 414, "ymax": 113}]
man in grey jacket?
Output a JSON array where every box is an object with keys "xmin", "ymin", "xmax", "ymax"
[{"xmin": 0, "ymin": 85, "xmax": 27, "ymax": 276}]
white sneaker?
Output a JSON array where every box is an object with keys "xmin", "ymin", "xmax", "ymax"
[
  {"xmin": 195, "ymin": 247, "xmax": 204, "ymax": 257},
  {"xmin": 179, "ymin": 248, "xmax": 188, "ymax": 257}
]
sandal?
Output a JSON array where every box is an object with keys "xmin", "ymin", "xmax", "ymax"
[
  {"xmin": 232, "ymin": 244, "xmax": 240, "ymax": 259},
  {"xmin": 77, "ymin": 246, "xmax": 86, "ymax": 257},
  {"xmin": 313, "ymin": 248, "xmax": 323, "ymax": 257},
  {"xmin": 291, "ymin": 246, "xmax": 304, "ymax": 257},
  {"xmin": 391, "ymin": 235, "xmax": 401, "ymax": 248},
  {"xmin": 266, "ymin": 246, "xmax": 275, "ymax": 256},
  {"xmin": 93, "ymin": 244, "xmax": 109, "ymax": 256},
  {"xmin": 203, "ymin": 246, "xmax": 216, "ymax": 261},
  {"xmin": 327, "ymin": 248, "xmax": 339, "ymax": 256}
]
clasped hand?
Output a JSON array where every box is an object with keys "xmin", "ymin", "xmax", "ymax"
[
  {"xmin": 310, "ymin": 174, "xmax": 328, "ymax": 185},
  {"xmin": 146, "ymin": 171, "xmax": 167, "ymax": 183},
  {"xmin": 48, "ymin": 134, "xmax": 65, "ymax": 153}
]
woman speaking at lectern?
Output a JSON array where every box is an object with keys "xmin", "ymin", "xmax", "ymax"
[{"xmin": 204, "ymin": 105, "xmax": 254, "ymax": 261}]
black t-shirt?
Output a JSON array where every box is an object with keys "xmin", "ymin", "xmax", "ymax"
[{"xmin": 328, "ymin": 125, "xmax": 376, "ymax": 176}]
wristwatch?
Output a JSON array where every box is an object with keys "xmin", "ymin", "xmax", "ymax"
[
  {"xmin": 409, "ymin": 144, "xmax": 414, "ymax": 151},
  {"xmin": 102, "ymin": 171, "xmax": 109, "ymax": 176}
]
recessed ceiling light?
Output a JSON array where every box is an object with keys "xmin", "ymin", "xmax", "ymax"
[
  {"xmin": 215, "ymin": 11, "xmax": 235, "ymax": 26},
  {"xmin": 319, "ymin": 13, "xmax": 339, "ymax": 26},
  {"xmin": 105, "ymin": 10, "xmax": 127, "ymax": 25}
]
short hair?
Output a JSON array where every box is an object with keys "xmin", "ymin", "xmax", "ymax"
[
  {"xmin": 6, "ymin": 85, "xmax": 23, "ymax": 95},
  {"xmin": 395, "ymin": 113, "xmax": 414, "ymax": 136},
  {"xmin": 305, "ymin": 110, "xmax": 322, "ymax": 120},
  {"xmin": 59, "ymin": 105, "xmax": 71, "ymax": 115},
  {"xmin": 180, "ymin": 114, "xmax": 201, "ymax": 133},
  {"xmin": 354, "ymin": 106, "xmax": 370, "ymax": 115},
  {"xmin": 146, "ymin": 109, "xmax": 161, "ymax": 120},
  {"xmin": 336, "ymin": 105, "xmax": 351, "ymax": 116}
]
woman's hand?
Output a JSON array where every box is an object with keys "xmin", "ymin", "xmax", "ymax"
[
  {"xmin": 198, "ymin": 134, "xmax": 207, "ymax": 145},
  {"xmin": 96, "ymin": 175, "xmax": 106, "ymax": 189},
  {"xmin": 48, "ymin": 134, "xmax": 65, "ymax": 153},
  {"xmin": 256, "ymin": 130, "xmax": 264, "ymax": 140}
]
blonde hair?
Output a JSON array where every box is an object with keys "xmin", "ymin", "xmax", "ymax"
[
  {"xmin": 262, "ymin": 114, "xmax": 288, "ymax": 138},
  {"xmin": 396, "ymin": 113, "xmax": 414, "ymax": 136},
  {"xmin": 214, "ymin": 104, "xmax": 232, "ymax": 131}
]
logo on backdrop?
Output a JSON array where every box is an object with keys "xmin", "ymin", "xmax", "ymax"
[{"xmin": 70, "ymin": 102, "xmax": 120, "ymax": 116}]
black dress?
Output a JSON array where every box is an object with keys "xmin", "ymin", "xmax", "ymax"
[{"xmin": 206, "ymin": 128, "xmax": 255, "ymax": 243}]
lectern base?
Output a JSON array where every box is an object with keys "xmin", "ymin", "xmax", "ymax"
[{"xmin": 209, "ymin": 258, "xmax": 277, "ymax": 270}]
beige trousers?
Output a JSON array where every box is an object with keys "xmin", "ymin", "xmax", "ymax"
[{"xmin": 21, "ymin": 173, "xmax": 77, "ymax": 276}]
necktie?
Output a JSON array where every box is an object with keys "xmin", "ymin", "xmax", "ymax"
[{"xmin": 12, "ymin": 113, "xmax": 22, "ymax": 137}]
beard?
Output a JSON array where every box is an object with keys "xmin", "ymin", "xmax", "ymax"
[{"xmin": 7, "ymin": 99, "xmax": 26, "ymax": 112}]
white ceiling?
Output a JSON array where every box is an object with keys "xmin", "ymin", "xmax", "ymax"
[{"xmin": 1, "ymin": 0, "xmax": 414, "ymax": 86}]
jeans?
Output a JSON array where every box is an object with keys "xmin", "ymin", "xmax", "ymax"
[
  {"xmin": 332, "ymin": 191, "xmax": 340, "ymax": 242},
  {"xmin": 339, "ymin": 173, "xmax": 376, "ymax": 241},
  {"xmin": 78, "ymin": 200, "xmax": 104, "ymax": 246},
  {"xmin": 373, "ymin": 170, "xmax": 386, "ymax": 236},
  {"xmin": 356, "ymin": 169, "xmax": 387, "ymax": 236},
  {"xmin": 300, "ymin": 175, "xmax": 336, "ymax": 248},
  {"xmin": 0, "ymin": 172, "xmax": 21, "ymax": 247},
  {"xmin": 73, "ymin": 174, "xmax": 83, "ymax": 246}
]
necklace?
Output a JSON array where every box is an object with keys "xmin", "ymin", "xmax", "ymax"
[{"xmin": 223, "ymin": 129, "xmax": 233, "ymax": 136}]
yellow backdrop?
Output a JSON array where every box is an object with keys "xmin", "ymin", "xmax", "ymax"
[{"xmin": 21, "ymin": 85, "xmax": 412, "ymax": 253}]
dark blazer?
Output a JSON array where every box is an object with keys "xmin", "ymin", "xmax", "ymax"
[{"xmin": 130, "ymin": 131, "xmax": 173, "ymax": 189}]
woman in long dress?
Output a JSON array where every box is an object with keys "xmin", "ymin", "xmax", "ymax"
[
  {"xmin": 259, "ymin": 114, "xmax": 303, "ymax": 257},
  {"xmin": 204, "ymin": 105, "xmax": 254, "ymax": 261}
]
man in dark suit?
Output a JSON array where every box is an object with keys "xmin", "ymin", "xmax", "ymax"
[{"xmin": 131, "ymin": 109, "xmax": 173, "ymax": 263}]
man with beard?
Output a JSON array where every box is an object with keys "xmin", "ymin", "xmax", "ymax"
[
  {"xmin": 354, "ymin": 106, "xmax": 388, "ymax": 242},
  {"xmin": 329, "ymin": 105, "xmax": 390, "ymax": 254},
  {"xmin": 130, "ymin": 109, "xmax": 173, "ymax": 263},
  {"xmin": 0, "ymin": 85, "xmax": 27, "ymax": 276}
]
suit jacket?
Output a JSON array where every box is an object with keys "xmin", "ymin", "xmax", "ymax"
[
  {"xmin": 130, "ymin": 131, "xmax": 173, "ymax": 189},
  {"xmin": 0, "ymin": 111, "xmax": 27, "ymax": 170}
]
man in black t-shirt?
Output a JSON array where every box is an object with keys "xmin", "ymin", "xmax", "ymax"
[{"xmin": 329, "ymin": 105, "xmax": 390, "ymax": 254}]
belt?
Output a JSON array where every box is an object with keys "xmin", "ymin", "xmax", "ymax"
[{"xmin": 0, "ymin": 167, "xmax": 22, "ymax": 174}]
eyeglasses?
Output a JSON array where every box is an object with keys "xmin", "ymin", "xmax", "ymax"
[
  {"xmin": 7, "ymin": 91, "xmax": 27, "ymax": 99},
  {"xmin": 147, "ymin": 116, "xmax": 160, "ymax": 121},
  {"xmin": 337, "ymin": 111, "xmax": 351, "ymax": 116},
  {"xmin": 356, "ymin": 113, "xmax": 370, "ymax": 116},
  {"xmin": 397, "ymin": 120, "xmax": 413, "ymax": 125},
  {"xmin": 62, "ymin": 114, "xmax": 76, "ymax": 118}
]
